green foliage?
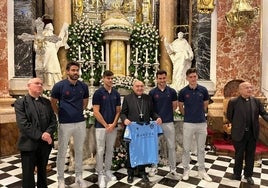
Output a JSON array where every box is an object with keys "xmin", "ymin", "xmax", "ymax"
[
  {"xmin": 67, "ymin": 18, "xmax": 104, "ymax": 84},
  {"xmin": 67, "ymin": 21, "xmax": 160, "ymax": 88},
  {"xmin": 83, "ymin": 108, "xmax": 95, "ymax": 128},
  {"xmin": 129, "ymin": 23, "xmax": 160, "ymax": 83}
]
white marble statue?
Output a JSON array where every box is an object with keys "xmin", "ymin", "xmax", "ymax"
[
  {"xmin": 164, "ymin": 32, "xmax": 194, "ymax": 91},
  {"xmin": 40, "ymin": 22, "xmax": 69, "ymax": 89}
]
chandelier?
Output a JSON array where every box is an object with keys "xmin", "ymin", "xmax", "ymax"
[{"xmin": 225, "ymin": 0, "xmax": 259, "ymax": 36}]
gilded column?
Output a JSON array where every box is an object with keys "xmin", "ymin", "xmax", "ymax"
[
  {"xmin": 54, "ymin": 0, "xmax": 72, "ymax": 78},
  {"xmin": 159, "ymin": 0, "xmax": 175, "ymax": 83}
]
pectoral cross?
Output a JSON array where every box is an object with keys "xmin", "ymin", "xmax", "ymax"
[{"xmin": 139, "ymin": 113, "xmax": 144, "ymax": 119}]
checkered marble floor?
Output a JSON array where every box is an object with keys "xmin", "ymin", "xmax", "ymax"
[{"xmin": 1, "ymin": 149, "xmax": 268, "ymax": 188}]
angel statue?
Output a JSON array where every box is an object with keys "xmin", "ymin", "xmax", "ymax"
[
  {"xmin": 41, "ymin": 22, "xmax": 69, "ymax": 89},
  {"xmin": 18, "ymin": 18, "xmax": 69, "ymax": 89}
]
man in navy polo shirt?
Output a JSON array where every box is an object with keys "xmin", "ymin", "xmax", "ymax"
[
  {"xmin": 148, "ymin": 70, "xmax": 179, "ymax": 179},
  {"xmin": 92, "ymin": 70, "xmax": 121, "ymax": 188},
  {"xmin": 178, "ymin": 68, "xmax": 212, "ymax": 182},
  {"xmin": 51, "ymin": 62, "xmax": 89, "ymax": 188}
]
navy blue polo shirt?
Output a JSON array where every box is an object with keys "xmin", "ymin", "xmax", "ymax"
[
  {"xmin": 92, "ymin": 87, "xmax": 121, "ymax": 128},
  {"xmin": 178, "ymin": 85, "xmax": 209, "ymax": 123},
  {"xmin": 149, "ymin": 86, "xmax": 177, "ymax": 123},
  {"xmin": 51, "ymin": 79, "xmax": 89, "ymax": 123}
]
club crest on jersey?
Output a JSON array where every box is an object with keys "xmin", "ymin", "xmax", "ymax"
[{"xmin": 124, "ymin": 128, "xmax": 130, "ymax": 137}]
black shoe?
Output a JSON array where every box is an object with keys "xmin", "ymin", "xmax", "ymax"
[
  {"xmin": 127, "ymin": 175, "xmax": 134, "ymax": 183},
  {"xmin": 141, "ymin": 174, "xmax": 150, "ymax": 183},
  {"xmin": 245, "ymin": 176, "xmax": 254, "ymax": 185},
  {"xmin": 231, "ymin": 174, "xmax": 241, "ymax": 180}
]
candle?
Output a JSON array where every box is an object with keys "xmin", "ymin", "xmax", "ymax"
[
  {"xmin": 155, "ymin": 49, "xmax": 158, "ymax": 61},
  {"xmin": 145, "ymin": 49, "xmax": 148, "ymax": 63},
  {"xmin": 78, "ymin": 45, "xmax": 81, "ymax": 60},
  {"xmin": 90, "ymin": 44, "xmax": 93, "ymax": 60},
  {"xmin": 135, "ymin": 48, "xmax": 138, "ymax": 63},
  {"xmin": 101, "ymin": 46, "xmax": 104, "ymax": 61}
]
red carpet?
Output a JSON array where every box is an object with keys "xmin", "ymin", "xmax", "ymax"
[{"xmin": 213, "ymin": 139, "xmax": 268, "ymax": 157}]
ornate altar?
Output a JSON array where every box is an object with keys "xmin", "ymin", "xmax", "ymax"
[{"xmin": 101, "ymin": 10, "xmax": 132, "ymax": 76}]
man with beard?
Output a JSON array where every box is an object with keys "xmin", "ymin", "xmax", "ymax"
[{"xmin": 51, "ymin": 62, "xmax": 89, "ymax": 188}]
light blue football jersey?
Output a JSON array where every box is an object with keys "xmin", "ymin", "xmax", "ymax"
[{"xmin": 124, "ymin": 121, "xmax": 163, "ymax": 167}]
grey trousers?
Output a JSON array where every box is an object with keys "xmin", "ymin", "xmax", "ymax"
[
  {"xmin": 95, "ymin": 127, "xmax": 117, "ymax": 174},
  {"xmin": 160, "ymin": 122, "xmax": 177, "ymax": 171},
  {"xmin": 182, "ymin": 122, "xmax": 207, "ymax": 171},
  {"xmin": 57, "ymin": 121, "xmax": 86, "ymax": 181}
]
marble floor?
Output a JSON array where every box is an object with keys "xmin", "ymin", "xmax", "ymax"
[{"xmin": 1, "ymin": 149, "xmax": 268, "ymax": 188}]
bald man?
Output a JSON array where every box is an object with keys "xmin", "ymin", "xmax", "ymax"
[
  {"xmin": 227, "ymin": 81, "xmax": 268, "ymax": 185},
  {"xmin": 14, "ymin": 78, "xmax": 57, "ymax": 188},
  {"xmin": 120, "ymin": 79, "xmax": 162, "ymax": 184}
]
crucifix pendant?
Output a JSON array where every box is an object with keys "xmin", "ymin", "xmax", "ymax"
[{"xmin": 139, "ymin": 113, "xmax": 144, "ymax": 118}]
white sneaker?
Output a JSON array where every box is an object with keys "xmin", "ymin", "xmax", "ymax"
[
  {"xmin": 98, "ymin": 174, "xmax": 106, "ymax": 188},
  {"xmin": 169, "ymin": 169, "xmax": 180, "ymax": 180},
  {"xmin": 106, "ymin": 170, "xmax": 117, "ymax": 181},
  {"xmin": 75, "ymin": 176, "xmax": 88, "ymax": 188},
  {"xmin": 58, "ymin": 180, "xmax": 65, "ymax": 188},
  {"xmin": 182, "ymin": 169, "xmax": 189, "ymax": 181},
  {"xmin": 149, "ymin": 167, "xmax": 158, "ymax": 177},
  {"xmin": 198, "ymin": 171, "xmax": 212, "ymax": 182}
]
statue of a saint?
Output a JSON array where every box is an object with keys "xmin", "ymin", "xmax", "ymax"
[
  {"xmin": 164, "ymin": 32, "xmax": 194, "ymax": 91},
  {"xmin": 18, "ymin": 18, "xmax": 68, "ymax": 89},
  {"xmin": 40, "ymin": 23, "xmax": 69, "ymax": 89}
]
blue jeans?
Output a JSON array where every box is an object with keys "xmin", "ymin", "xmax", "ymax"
[{"xmin": 57, "ymin": 121, "xmax": 86, "ymax": 181}]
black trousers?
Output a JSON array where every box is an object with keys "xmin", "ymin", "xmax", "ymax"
[
  {"xmin": 232, "ymin": 130, "xmax": 256, "ymax": 177},
  {"xmin": 126, "ymin": 142, "xmax": 146, "ymax": 176},
  {"xmin": 21, "ymin": 141, "xmax": 52, "ymax": 188}
]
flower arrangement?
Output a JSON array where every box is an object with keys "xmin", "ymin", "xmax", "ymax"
[
  {"xmin": 83, "ymin": 108, "xmax": 95, "ymax": 128},
  {"xmin": 67, "ymin": 21, "xmax": 160, "ymax": 88},
  {"xmin": 113, "ymin": 76, "xmax": 134, "ymax": 90},
  {"xmin": 129, "ymin": 23, "xmax": 160, "ymax": 84},
  {"xmin": 42, "ymin": 89, "xmax": 51, "ymax": 98},
  {"xmin": 111, "ymin": 143, "xmax": 128, "ymax": 171},
  {"xmin": 174, "ymin": 108, "xmax": 184, "ymax": 120},
  {"xmin": 67, "ymin": 18, "xmax": 104, "ymax": 84}
]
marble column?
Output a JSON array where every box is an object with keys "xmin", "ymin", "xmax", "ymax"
[
  {"xmin": 159, "ymin": 0, "xmax": 175, "ymax": 83},
  {"xmin": 192, "ymin": 0, "xmax": 211, "ymax": 80},
  {"xmin": 215, "ymin": 0, "xmax": 261, "ymax": 96},
  {"xmin": 14, "ymin": 0, "xmax": 38, "ymax": 78},
  {"xmin": 53, "ymin": 0, "xmax": 72, "ymax": 78},
  {"xmin": 0, "ymin": 0, "xmax": 8, "ymax": 93}
]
